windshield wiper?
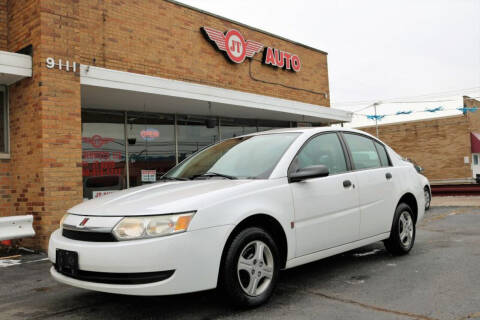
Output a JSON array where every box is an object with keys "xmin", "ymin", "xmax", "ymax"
[
  {"xmin": 159, "ymin": 176, "xmax": 189, "ymax": 181},
  {"xmin": 191, "ymin": 172, "xmax": 238, "ymax": 180}
]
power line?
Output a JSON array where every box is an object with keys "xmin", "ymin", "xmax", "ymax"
[
  {"xmin": 332, "ymin": 86, "xmax": 480, "ymax": 108},
  {"xmin": 347, "ymin": 95, "xmax": 480, "ymax": 114}
]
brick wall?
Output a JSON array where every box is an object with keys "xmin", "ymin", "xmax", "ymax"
[
  {"xmin": 76, "ymin": 0, "xmax": 330, "ymax": 106},
  {"xmin": 465, "ymin": 96, "xmax": 480, "ymax": 134},
  {"xmin": 1, "ymin": 0, "xmax": 82, "ymax": 249},
  {"xmin": 37, "ymin": 0, "xmax": 82, "ymax": 249},
  {"xmin": 359, "ymin": 115, "xmax": 473, "ymax": 181},
  {"xmin": 0, "ymin": 159, "xmax": 11, "ymax": 217},
  {"xmin": 5, "ymin": 0, "xmax": 44, "ymax": 247},
  {"xmin": 0, "ymin": 0, "xmax": 6, "ymax": 50}
]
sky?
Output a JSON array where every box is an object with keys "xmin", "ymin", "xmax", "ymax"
[{"xmin": 176, "ymin": 0, "xmax": 480, "ymax": 126}]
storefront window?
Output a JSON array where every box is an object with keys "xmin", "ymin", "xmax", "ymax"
[
  {"xmin": 81, "ymin": 109, "xmax": 294, "ymax": 198},
  {"xmin": 257, "ymin": 119, "xmax": 292, "ymax": 133},
  {"xmin": 127, "ymin": 112, "xmax": 175, "ymax": 187},
  {"xmin": 0, "ymin": 87, "xmax": 7, "ymax": 154},
  {"xmin": 82, "ymin": 110, "xmax": 126, "ymax": 199},
  {"xmin": 220, "ymin": 117, "xmax": 258, "ymax": 139},
  {"xmin": 177, "ymin": 115, "xmax": 219, "ymax": 162}
]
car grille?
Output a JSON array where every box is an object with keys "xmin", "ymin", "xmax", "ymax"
[
  {"xmin": 62, "ymin": 228, "xmax": 117, "ymax": 242},
  {"xmin": 54, "ymin": 265, "xmax": 175, "ymax": 285}
]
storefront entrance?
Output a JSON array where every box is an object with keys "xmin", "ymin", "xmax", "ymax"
[{"xmin": 81, "ymin": 109, "xmax": 292, "ymax": 199}]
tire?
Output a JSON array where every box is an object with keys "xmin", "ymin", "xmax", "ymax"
[
  {"xmin": 220, "ymin": 227, "xmax": 280, "ymax": 308},
  {"xmin": 384, "ymin": 203, "xmax": 416, "ymax": 255},
  {"xmin": 424, "ymin": 186, "xmax": 431, "ymax": 210}
]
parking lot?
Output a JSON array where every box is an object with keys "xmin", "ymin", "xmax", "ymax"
[{"xmin": 1, "ymin": 205, "xmax": 479, "ymax": 320}]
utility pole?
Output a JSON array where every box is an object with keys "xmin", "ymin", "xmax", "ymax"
[{"xmin": 373, "ymin": 101, "xmax": 381, "ymax": 137}]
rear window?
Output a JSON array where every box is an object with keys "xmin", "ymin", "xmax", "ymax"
[{"xmin": 374, "ymin": 141, "xmax": 390, "ymax": 167}]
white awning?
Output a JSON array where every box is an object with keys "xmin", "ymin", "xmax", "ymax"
[
  {"xmin": 80, "ymin": 65, "xmax": 352, "ymax": 124},
  {"xmin": 0, "ymin": 51, "xmax": 32, "ymax": 85}
]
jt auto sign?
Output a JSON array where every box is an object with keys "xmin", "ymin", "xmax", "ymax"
[{"xmin": 201, "ymin": 27, "xmax": 301, "ymax": 72}]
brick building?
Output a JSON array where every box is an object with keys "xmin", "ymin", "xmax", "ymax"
[
  {"xmin": 0, "ymin": 0, "xmax": 351, "ymax": 250},
  {"xmin": 359, "ymin": 96, "xmax": 480, "ymax": 184}
]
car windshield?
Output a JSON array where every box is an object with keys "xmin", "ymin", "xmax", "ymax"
[{"xmin": 163, "ymin": 133, "xmax": 300, "ymax": 180}]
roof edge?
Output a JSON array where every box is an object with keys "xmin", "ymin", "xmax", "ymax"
[
  {"xmin": 354, "ymin": 114, "xmax": 465, "ymax": 129},
  {"xmin": 165, "ymin": 0, "xmax": 328, "ymax": 55}
]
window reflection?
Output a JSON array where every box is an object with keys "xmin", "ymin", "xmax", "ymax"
[
  {"xmin": 177, "ymin": 115, "xmax": 219, "ymax": 162},
  {"xmin": 127, "ymin": 112, "xmax": 175, "ymax": 187},
  {"xmin": 81, "ymin": 110, "xmax": 126, "ymax": 200}
]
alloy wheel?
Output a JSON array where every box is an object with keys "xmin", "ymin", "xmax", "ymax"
[
  {"xmin": 424, "ymin": 189, "xmax": 431, "ymax": 208},
  {"xmin": 398, "ymin": 211, "xmax": 414, "ymax": 248},
  {"xmin": 237, "ymin": 240, "xmax": 274, "ymax": 297}
]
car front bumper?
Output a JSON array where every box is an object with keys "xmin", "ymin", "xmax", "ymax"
[{"xmin": 48, "ymin": 225, "xmax": 232, "ymax": 295}]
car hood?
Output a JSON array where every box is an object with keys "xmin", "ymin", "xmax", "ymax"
[{"xmin": 69, "ymin": 179, "xmax": 259, "ymax": 216}]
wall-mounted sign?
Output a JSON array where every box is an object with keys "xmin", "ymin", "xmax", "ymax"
[
  {"xmin": 141, "ymin": 170, "xmax": 156, "ymax": 182},
  {"xmin": 140, "ymin": 128, "xmax": 160, "ymax": 141},
  {"xmin": 201, "ymin": 27, "xmax": 301, "ymax": 72},
  {"xmin": 82, "ymin": 135, "xmax": 114, "ymax": 148},
  {"xmin": 45, "ymin": 57, "xmax": 78, "ymax": 72}
]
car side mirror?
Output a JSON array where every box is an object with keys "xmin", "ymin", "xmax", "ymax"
[{"xmin": 288, "ymin": 165, "xmax": 329, "ymax": 183}]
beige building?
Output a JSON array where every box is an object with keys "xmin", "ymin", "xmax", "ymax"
[{"xmin": 359, "ymin": 96, "xmax": 480, "ymax": 184}]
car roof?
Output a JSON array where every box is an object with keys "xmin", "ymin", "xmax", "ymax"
[
  {"xmin": 241, "ymin": 126, "xmax": 385, "ymax": 146},
  {"xmin": 250, "ymin": 126, "xmax": 373, "ymax": 137}
]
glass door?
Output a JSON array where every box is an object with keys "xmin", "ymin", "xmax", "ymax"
[
  {"xmin": 81, "ymin": 110, "xmax": 126, "ymax": 200},
  {"xmin": 126, "ymin": 112, "xmax": 175, "ymax": 187}
]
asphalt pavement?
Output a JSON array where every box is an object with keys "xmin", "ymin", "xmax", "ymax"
[{"xmin": 0, "ymin": 205, "xmax": 479, "ymax": 320}]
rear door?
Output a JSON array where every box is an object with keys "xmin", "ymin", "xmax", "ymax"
[
  {"xmin": 289, "ymin": 132, "xmax": 361, "ymax": 257},
  {"xmin": 341, "ymin": 133, "xmax": 396, "ymax": 238}
]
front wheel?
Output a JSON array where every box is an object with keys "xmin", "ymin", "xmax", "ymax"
[
  {"xmin": 384, "ymin": 203, "xmax": 416, "ymax": 255},
  {"xmin": 220, "ymin": 227, "xmax": 280, "ymax": 308}
]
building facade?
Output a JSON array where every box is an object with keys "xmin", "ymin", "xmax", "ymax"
[
  {"xmin": 0, "ymin": 0, "xmax": 351, "ymax": 249},
  {"xmin": 359, "ymin": 96, "xmax": 480, "ymax": 184}
]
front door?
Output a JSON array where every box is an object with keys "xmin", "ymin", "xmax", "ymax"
[
  {"xmin": 289, "ymin": 132, "xmax": 361, "ymax": 257},
  {"xmin": 473, "ymin": 154, "xmax": 480, "ymax": 179}
]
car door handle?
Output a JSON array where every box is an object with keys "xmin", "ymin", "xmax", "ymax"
[
  {"xmin": 386, "ymin": 172, "xmax": 392, "ymax": 180},
  {"xmin": 343, "ymin": 180, "xmax": 352, "ymax": 188}
]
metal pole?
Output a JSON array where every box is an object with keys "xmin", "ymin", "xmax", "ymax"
[
  {"xmin": 174, "ymin": 114, "xmax": 179, "ymax": 164},
  {"xmin": 124, "ymin": 111, "xmax": 130, "ymax": 188},
  {"xmin": 218, "ymin": 117, "xmax": 221, "ymax": 141},
  {"xmin": 373, "ymin": 102, "xmax": 380, "ymax": 137}
]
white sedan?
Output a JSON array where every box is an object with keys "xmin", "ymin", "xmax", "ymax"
[{"xmin": 49, "ymin": 128, "xmax": 425, "ymax": 307}]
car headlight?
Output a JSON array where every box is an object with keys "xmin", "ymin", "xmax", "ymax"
[
  {"xmin": 59, "ymin": 213, "xmax": 69, "ymax": 228},
  {"xmin": 112, "ymin": 212, "xmax": 195, "ymax": 241}
]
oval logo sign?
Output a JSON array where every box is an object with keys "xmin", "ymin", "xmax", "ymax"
[{"xmin": 140, "ymin": 128, "xmax": 160, "ymax": 141}]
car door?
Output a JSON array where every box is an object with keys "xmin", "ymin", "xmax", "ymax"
[
  {"xmin": 341, "ymin": 133, "xmax": 396, "ymax": 238},
  {"xmin": 289, "ymin": 132, "xmax": 361, "ymax": 257}
]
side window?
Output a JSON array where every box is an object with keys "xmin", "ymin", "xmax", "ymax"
[
  {"xmin": 291, "ymin": 133, "xmax": 347, "ymax": 175},
  {"xmin": 343, "ymin": 133, "xmax": 381, "ymax": 170},
  {"xmin": 374, "ymin": 141, "xmax": 390, "ymax": 167}
]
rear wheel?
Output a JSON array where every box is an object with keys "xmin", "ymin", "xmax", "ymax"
[
  {"xmin": 384, "ymin": 203, "xmax": 416, "ymax": 255},
  {"xmin": 220, "ymin": 227, "xmax": 280, "ymax": 308},
  {"xmin": 424, "ymin": 186, "xmax": 431, "ymax": 210}
]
